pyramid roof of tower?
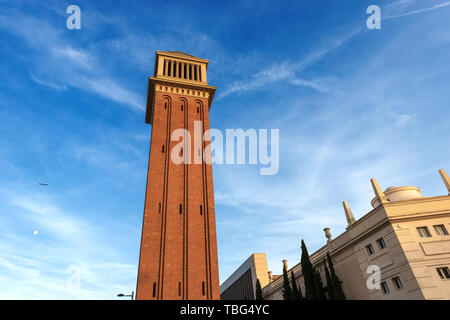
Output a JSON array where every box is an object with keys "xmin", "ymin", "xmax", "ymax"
[
  {"xmin": 162, "ymin": 51, "xmax": 197, "ymax": 58},
  {"xmin": 156, "ymin": 51, "xmax": 209, "ymax": 63}
]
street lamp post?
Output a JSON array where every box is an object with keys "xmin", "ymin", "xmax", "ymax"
[{"xmin": 117, "ymin": 291, "xmax": 134, "ymax": 300}]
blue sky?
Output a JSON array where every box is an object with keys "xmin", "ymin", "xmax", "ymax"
[{"xmin": 0, "ymin": 0, "xmax": 449, "ymax": 299}]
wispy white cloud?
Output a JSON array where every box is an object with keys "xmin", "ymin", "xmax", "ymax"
[
  {"xmin": 52, "ymin": 47, "xmax": 95, "ymax": 70},
  {"xmin": 76, "ymin": 76, "xmax": 144, "ymax": 111},
  {"xmin": 391, "ymin": 112, "xmax": 418, "ymax": 127},
  {"xmin": 384, "ymin": 1, "xmax": 450, "ymax": 19},
  {"xmin": 217, "ymin": 62, "xmax": 294, "ymax": 98},
  {"xmin": 290, "ymin": 78, "xmax": 329, "ymax": 93},
  {"xmin": 0, "ymin": 188, "xmax": 137, "ymax": 299},
  {"xmin": 218, "ymin": 29, "xmax": 360, "ymax": 99},
  {"xmin": 385, "ymin": 0, "xmax": 414, "ymax": 9},
  {"xmin": 30, "ymin": 72, "xmax": 68, "ymax": 91},
  {"xmin": 0, "ymin": 12, "xmax": 145, "ymax": 111},
  {"xmin": 10, "ymin": 193, "xmax": 90, "ymax": 240}
]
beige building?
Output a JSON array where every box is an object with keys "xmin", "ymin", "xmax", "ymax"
[
  {"xmin": 221, "ymin": 169, "xmax": 450, "ymax": 300},
  {"xmin": 220, "ymin": 253, "xmax": 270, "ymax": 300}
]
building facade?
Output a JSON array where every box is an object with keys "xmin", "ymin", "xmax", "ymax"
[
  {"xmin": 136, "ymin": 51, "xmax": 220, "ymax": 300},
  {"xmin": 221, "ymin": 170, "xmax": 450, "ymax": 300},
  {"xmin": 220, "ymin": 254, "xmax": 270, "ymax": 300}
]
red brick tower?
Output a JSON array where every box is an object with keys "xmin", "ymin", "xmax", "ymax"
[{"xmin": 136, "ymin": 51, "xmax": 220, "ymax": 300}]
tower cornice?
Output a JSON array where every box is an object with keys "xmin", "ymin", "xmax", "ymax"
[{"xmin": 145, "ymin": 77, "xmax": 216, "ymax": 124}]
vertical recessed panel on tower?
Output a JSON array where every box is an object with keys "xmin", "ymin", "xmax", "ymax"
[{"xmin": 136, "ymin": 51, "xmax": 220, "ymax": 300}]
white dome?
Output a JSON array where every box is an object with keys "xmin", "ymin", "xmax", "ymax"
[{"xmin": 371, "ymin": 186, "xmax": 423, "ymax": 208}]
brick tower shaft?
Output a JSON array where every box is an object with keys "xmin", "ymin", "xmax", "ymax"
[{"xmin": 136, "ymin": 51, "xmax": 220, "ymax": 300}]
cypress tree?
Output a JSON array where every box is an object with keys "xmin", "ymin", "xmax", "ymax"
[
  {"xmin": 327, "ymin": 252, "xmax": 346, "ymax": 300},
  {"xmin": 300, "ymin": 239, "xmax": 316, "ymax": 300},
  {"xmin": 297, "ymin": 280, "xmax": 304, "ymax": 300},
  {"xmin": 323, "ymin": 258, "xmax": 334, "ymax": 300},
  {"xmin": 313, "ymin": 268, "xmax": 327, "ymax": 300},
  {"xmin": 255, "ymin": 278, "xmax": 264, "ymax": 300},
  {"xmin": 291, "ymin": 270, "xmax": 303, "ymax": 300},
  {"xmin": 282, "ymin": 261, "xmax": 293, "ymax": 300}
]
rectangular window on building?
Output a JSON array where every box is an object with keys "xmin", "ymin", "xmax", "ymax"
[
  {"xmin": 381, "ymin": 281, "xmax": 390, "ymax": 294},
  {"xmin": 437, "ymin": 267, "xmax": 450, "ymax": 280},
  {"xmin": 417, "ymin": 226, "xmax": 431, "ymax": 237},
  {"xmin": 366, "ymin": 244, "xmax": 375, "ymax": 255},
  {"xmin": 433, "ymin": 224, "xmax": 449, "ymax": 236},
  {"xmin": 376, "ymin": 237, "xmax": 387, "ymax": 249},
  {"xmin": 392, "ymin": 276, "xmax": 403, "ymax": 289}
]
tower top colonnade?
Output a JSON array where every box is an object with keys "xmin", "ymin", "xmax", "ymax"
[{"xmin": 145, "ymin": 51, "xmax": 216, "ymax": 124}]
